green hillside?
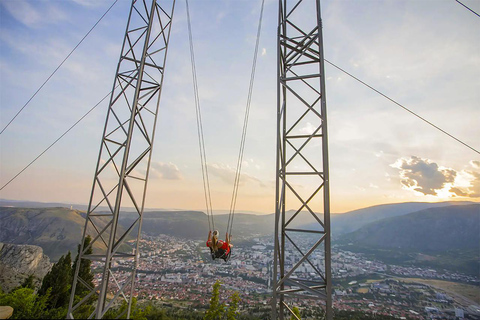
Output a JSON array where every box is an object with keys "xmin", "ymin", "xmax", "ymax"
[
  {"xmin": 3, "ymin": 202, "xmax": 478, "ymax": 275},
  {"xmin": 119, "ymin": 211, "xmax": 275, "ymax": 240},
  {"xmin": 0, "ymin": 207, "xmax": 117, "ymax": 261},
  {"xmin": 0, "ymin": 206, "xmax": 274, "ymax": 261},
  {"xmin": 338, "ymin": 204, "xmax": 480, "ymax": 275},
  {"xmin": 124, "ymin": 209, "xmax": 322, "ymax": 240}
]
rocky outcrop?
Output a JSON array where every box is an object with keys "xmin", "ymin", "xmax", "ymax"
[{"xmin": 0, "ymin": 243, "xmax": 52, "ymax": 293}]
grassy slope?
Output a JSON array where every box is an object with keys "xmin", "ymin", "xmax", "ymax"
[
  {"xmin": 401, "ymin": 278, "xmax": 480, "ymax": 305},
  {"xmin": 0, "ymin": 207, "xmax": 118, "ymax": 261}
]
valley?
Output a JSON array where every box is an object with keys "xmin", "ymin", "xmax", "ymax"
[{"xmin": 1, "ymin": 200, "xmax": 479, "ymax": 318}]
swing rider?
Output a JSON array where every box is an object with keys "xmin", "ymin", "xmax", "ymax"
[{"xmin": 206, "ymin": 230, "xmax": 233, "ymax": 262}]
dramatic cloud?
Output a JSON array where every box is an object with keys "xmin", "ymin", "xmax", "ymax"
[
  {"xmin": 449, "ymin": 187, "xmax": 469, "ymax": 197},
  {"xmin": 471, "ymin": 160, "xmax": 480, "ymax": 169},
  {"xmin": 449, "ymin": 162, "xmax": 480, "ymax": 198},
  {"xmin": 391, "ymin": 156, "xmax": 456, "ymax": 196},
  {"xmin": 465, "ymin": 171, "xmax": 480, "ymax": 198},
  {"xmin": 391, "ymin": 156, "xmax": 480, "ymax": 198},
  {"xmin": 151, "ymin": 162, "xmax": 182, "ymax": 180}
]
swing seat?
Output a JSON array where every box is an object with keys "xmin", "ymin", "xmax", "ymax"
[{"xmin": 210, "ymin": 247, "xmax": 231, "ymax": 262}]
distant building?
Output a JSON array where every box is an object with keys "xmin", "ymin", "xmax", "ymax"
[
  {"xmin": 334, "ymin": 289, "xmax": 346, "ymax": 297},
  {"xmin": 455, "ymin": 307, "xmax": 464, "ymax": 318},
  {"xmin": 425, "ymin": 306, "xmax": 439, "ymax": 313}
]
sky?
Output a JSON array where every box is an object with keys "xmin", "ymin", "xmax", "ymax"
[{"xmin": 0, "ymin": 0, "xmax": 479, "ymax": 214}]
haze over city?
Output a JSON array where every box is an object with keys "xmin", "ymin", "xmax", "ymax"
[{"xmin": 1, "ymin": 0, "xmax": 479, "ymax": 213}]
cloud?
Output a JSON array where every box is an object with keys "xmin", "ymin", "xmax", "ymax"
[
  {"xmin": 374, "ymin": 151, "xmax": 384, "ymax": 158},
  {"xmin": 449, "ymin": 163, "xmax": 480, "ymax": 198},
  {"xmin": 261, "ymin": 48, "xmax": 267, "ymax": 56},
  {"xmin": 391, "ymin": 156, "xmax": 456, "ymax": 196},
  {"xmin": 299, "ymin": 122, "xmax": 317, "ymax": 135},
  {"xmin": 151, "ymin": 162, "xmax": 182, "ymax": 180},
  {"xmin": 471, "ymin": 160, "xmax": 480, "ymax": 169},
  {"xmin": 71, "ymin": 0, "xmax": 104, "ymax": 7},
  {"xmin": 207, "ymin": 163, "xmax": 265, "ymax": 187},
  {"xmin": 391, "ymin": 156, "xmax": 480, "ymax": 198},
  {"xmin": 449, "ymin": 187, "xmax": 469, "ymax": 197},
  {"xmin": 1, "ymin": 1, "xmax": 67, "ymax": 28},
  {"xmin": 465, "ymin": 171, "xmax": 480, "ymax": 198},
  {"xmin": 216, "ymin": 11, "xmax": 226, "ymax": 23}
]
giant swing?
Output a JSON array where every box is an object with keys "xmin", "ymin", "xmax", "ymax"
[{"xmin": 67, "ymin": 0, "xmax": 332, "ymax": 319}]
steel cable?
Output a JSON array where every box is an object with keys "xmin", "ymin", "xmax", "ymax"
[
  {"xmin": 0, "ymin": 0, "xmax": 119, "ymax": 135},
  {"xmin": 0, "ymin": 90, "xmax": 112, "ymax": 191},
  {"xmin": 455, "ymin": 0, "xmax": 480, "ymax": 18},
  {"xmin": 227, "ymin": 0, "xmax": 265, "ymax": 236},
  {"xmin": 324, "ymin": 60, "xmax": 479, "ymax": 155},
  {"xmin": 185, "ymin": 0, "xmax": 215, "ymax": 231}
]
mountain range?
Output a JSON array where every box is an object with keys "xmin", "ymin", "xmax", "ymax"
[
  {"xmin": 339, "ymin": 204, "xmax": 479, "ymax": 251},
  {"xmin": 1, "ymin": 200, "xmax": 478, "ymax": 276},
  {"xmin": 329, "ymin": 201, "xmax": 475, "ymax": 236},
  {"xmin": 336, "ymin": 204, "xmax": 480, "ymax": 275},
  {"xmin": 119, "ymin": 211, "xmax": 273, "ymax": 240}
]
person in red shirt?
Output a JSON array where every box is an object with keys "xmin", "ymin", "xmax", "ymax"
[{"xmin": 206, "ymin": 230, "xmax": 233, "ymax": 262}]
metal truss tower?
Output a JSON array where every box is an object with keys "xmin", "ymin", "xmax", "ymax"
[
  {"xmin": 67, "ymin": 0, "xmax": 175, "ymax": 318},
  {"xmin": 272, "ymin": 0, "xmax": 332, "ymax": 319}
]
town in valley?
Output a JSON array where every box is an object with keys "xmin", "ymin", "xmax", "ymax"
[{"xmin": 94, "ymin": 234, "xmax": 480, "ymax": 320}]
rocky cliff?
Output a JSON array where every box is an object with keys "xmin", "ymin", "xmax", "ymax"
[{"xmin": 0, "ymin": 243, "xmax": 52, "ymax": 292}]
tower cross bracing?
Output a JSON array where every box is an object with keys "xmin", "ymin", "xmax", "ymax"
[
  {"xmin": 273, "ymin": 0, "xmax": 332, "ymax": 319},
  {"xmin": 67, "ymin": 0, "xmax": 175, "ymax": 318}
]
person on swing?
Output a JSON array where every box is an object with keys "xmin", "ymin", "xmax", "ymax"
[{"xmin": 206, "ymin": 230, "xmax": 233, "ymax": 261}]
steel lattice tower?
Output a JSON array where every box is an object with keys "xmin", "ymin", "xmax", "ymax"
[
  {"xmin": 67, "ymin": 0, "xmax": 175, "ymax": 318},
  {"xmin": 272, "ymin": 0, "xmax": 332, "ymax": 319}
]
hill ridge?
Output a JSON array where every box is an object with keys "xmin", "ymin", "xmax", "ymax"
[{"xmin": 337, "ymin": 204, "xmax": 480, "ymax": 275}]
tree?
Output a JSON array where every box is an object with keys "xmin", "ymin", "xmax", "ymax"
[
  {"xmin": 20, "ymin": 274, "xmax": 36, "ymax": 290},
  {"xmin": 203, "ymin": 281, "xmax": 241, "ymax": 320},
  {"xmin": 103, "ymin": 297, "xmax": 151, "ymax": 320},
  {"xmin": 290, "ymin": 306, "xmax": 301, "ymax": 320},
  {"xmin": 39, "ymin": 251, "xmax": 72, "ymax": 309},
  {"xmin": 226, "ymin": 291, "xmax": 240, "ymax": 320},
  {"xmin": 0, "ymin": 287, "xmax": 50, "ymax": 319},
  {"xmin": 204, "ymin": 280, "xmax": 225, "ymax": 320},
  {"xmin": 145, "ymin": 305, "xmax": 169, "ymax": 320},
  {"xmin": 71, "ymin": 235, "xmax": 94, "ymax": 297}
]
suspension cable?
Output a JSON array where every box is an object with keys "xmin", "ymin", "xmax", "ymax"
[
  {"xmin": 455, "ymin": 0, "xmax": 480, "ymax": 18},
  {"xmin": 227, "ymin": 0, "xmax": 265, "ymax": 236},
  {"xmin": 0, "ymin": 90, "xmax": 112, "ymax": 191},
  {"xmin": 185, "ymin": 0, "xmax": 215, "ymax": 231},
  {"xmin": 0, "ymin": 69, "xmax": 136, "ymax": 191},
  {"xmin": 0, "ymin": 0, "xmax": 119, "ymax": 136},
  {"xmin": 324, "ymin": 60, "xmax": 480, "ymax": 155}
]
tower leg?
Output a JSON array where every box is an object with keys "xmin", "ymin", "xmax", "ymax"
[
  {"xmin": 273, "ymin": 0, "xmax": 332, "ymax": 318},
  {"xmin": 67, "ymin": 1, "xmax": 176, "ymax": 318}
]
